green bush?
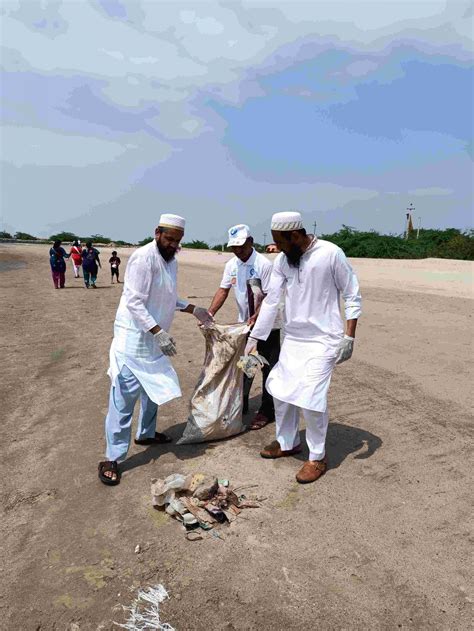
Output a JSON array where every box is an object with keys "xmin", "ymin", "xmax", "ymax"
[
  {"xmin": 138, "ymin": 236, "xmax": 154, "ymax": 246},
  {"xmin": 114, "ymin": 239, "xmax": 134, "ymax": 247},
  {"xmin": 182, "ymin": 240, "xmax": 209, "ymax": 249},
  {"xmin": 0, "ymin": 231, "xmax": 13, "ymax": 239},
  {"xmin": 321, "ymin": 226, "xmax": 474, "ymax": 260},
  {"xmin": 49, "ymin": 231, "xmax": 79, "ymax": 242},
  {"xmin": 14, "ymin": 231, "xmax": 37, "ymax": 240},
  {"xmin": 89, "ymin": 233, "xmax": 112, "ymax": 244}
]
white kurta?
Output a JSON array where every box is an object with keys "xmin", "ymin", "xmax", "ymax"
[
  {"xmin": 108, "ymin": 240, "xmax": 189, "ymax": 406},
  {"xmin": 251, "ymin": 238, "xmax": 361, "ymax": 412}
]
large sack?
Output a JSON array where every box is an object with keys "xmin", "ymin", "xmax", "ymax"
[{"xmin": 177, "ymin": 323, "xmax": 248, "ymax": 444}]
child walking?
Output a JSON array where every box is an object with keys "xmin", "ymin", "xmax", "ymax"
[{"xmin": 109, "ymin": 251, "xmax": 121, "ymax": 283}]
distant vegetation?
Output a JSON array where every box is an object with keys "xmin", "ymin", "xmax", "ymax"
[
  {"xmin": 2, "ymin": 227, "xmax": 472, "ymax": 260},
  {"xmin": 322, "ymin": 226, "xmax": 474, "ymax": 260},
  {"xmin": 181, "ymin": 239, "xmax": 209, "ymax": 249}
]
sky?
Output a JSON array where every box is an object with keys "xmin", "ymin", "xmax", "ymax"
[{"xmin": 1, "ymin": 0, "xmax": 473, "ymax": 244}]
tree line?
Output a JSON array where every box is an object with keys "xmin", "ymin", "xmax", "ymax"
[{"xmin": 1, "ymin": 227, "xmax": 472, "ymax": 260}]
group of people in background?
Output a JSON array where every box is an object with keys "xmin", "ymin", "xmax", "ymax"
[{"xmin": 48, "ymin": 239, "xmax": 121, "ymax": 289}]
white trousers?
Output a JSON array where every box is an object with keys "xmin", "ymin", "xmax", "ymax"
[
  {"xmin": 105, "ymin": 365, "xmax": 160, "ymax": 462},
  {"xmin": 274, "ymin": 398, "xmax": 329, "ymax": 461},
  {"xmin": 72, "ymin": 262, "xmax": 81, "ymax": 277}
]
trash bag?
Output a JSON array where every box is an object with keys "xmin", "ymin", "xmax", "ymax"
[{"xmin": 177, "ymin": 323, "xmax": 249, "ymax": 444}]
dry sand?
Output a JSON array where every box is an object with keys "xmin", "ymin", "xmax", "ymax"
[{"xmin": 1, "ymin": 243, "xmax": 473, "ymax": 630}]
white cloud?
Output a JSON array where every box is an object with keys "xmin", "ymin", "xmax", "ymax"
[{"xmin": 0, "ymin": 125, "xmax": 129, "ymax": 167}]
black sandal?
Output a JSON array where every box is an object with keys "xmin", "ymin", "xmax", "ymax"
[
  {"xmin": 134, "ymin": 432, "xmax": 172, "ymax": 446},
  {"xmin": 98, "ymin": 461, "xmax": 121, "ymax": 486}
]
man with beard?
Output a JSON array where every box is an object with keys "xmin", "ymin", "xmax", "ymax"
[
  {"xmin": 245, "ymin": 211, "xmax": 361, "ymax": 484},
  {"xmin": 98, "ymin": 214, "xmax": 213, "ymax": 486}
]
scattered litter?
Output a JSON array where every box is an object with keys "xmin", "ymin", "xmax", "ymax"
[
  {"xmin": 178, "ymin": 323, "xmax": 249, "ymax": 444},
  {"xmin": 237, "ymin": 352, "xmax": 269, "ymax": 378},
  {"xmin": 185, "ymin": 531, "xmax": 203, "ymax": 542},
  {"xmin": 115, "ymin": 584, "xmax": 174, "ymax": 630},
  {"xmin": 150, "ymin": 474, "xmax": 263, "ymax": 540},
  {"xmin": 134, "ymin": 544, "xmax": 141, "ymax": 555}
]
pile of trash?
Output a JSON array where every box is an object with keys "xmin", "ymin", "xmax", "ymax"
[{"xmin": 151, "ymin": 473, "xmax": 262, "ymax": 541}]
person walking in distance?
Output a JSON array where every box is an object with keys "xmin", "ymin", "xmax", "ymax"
[
  {"xmin": 82, "ymin": 240, "xmax": 101, "ymax": 288},
  {"xmin": 69, "ymin": 239, "xmax": 82, "ymax": 278},
  {"xmin": 49, "ymin": 240, "xmax": 70, "ymax": 289}
]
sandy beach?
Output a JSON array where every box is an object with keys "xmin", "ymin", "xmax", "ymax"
[{"xmin": 1, "ymin": 243, "xmax": 473, "ymax": 630}]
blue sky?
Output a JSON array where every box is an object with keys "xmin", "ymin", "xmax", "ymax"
[{"xmin": 1, "ymin": 1, "xmax": 472, "ymax": 243}]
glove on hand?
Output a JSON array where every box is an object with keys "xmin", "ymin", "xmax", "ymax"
[
  {"xmin": 193, "ymin": 306, "xmax": 214, "ymax": 327},
  {"xmin": 244, "ymin": 337, "xmax": 258, "ymax": 356},
  {"xmin": 154, "ymin": 330, "xmax": 177, "ymax": 356},
  {"xmin": 335, "ymin": 335, "xmax": 354, "ymax": 365}
]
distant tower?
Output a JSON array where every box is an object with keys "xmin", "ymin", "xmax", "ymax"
[{"xmin": 405, "ymin": 203, "xmax": 415, "ymax": 239}]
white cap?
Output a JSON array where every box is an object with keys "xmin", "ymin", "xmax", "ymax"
[
  {"xmin": 227, "ymin": 224, "xmax": 251, "ymax": 247},
  {"xmin": 159, "ymin": 213, "xmax": 186, "ymax": 231},
  {"xmin": 271, "ymin": 211, "xmax": 303, "ymax": 231}
]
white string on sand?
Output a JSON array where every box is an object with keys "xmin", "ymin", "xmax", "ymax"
[{"xmin": 115, "ymin": 585, "xmax": 175, "ymax": 631}]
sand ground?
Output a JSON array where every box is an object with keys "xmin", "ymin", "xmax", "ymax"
[{"xmin": 1, "ymin": 244, "xmax": 473, "ymax": 630}]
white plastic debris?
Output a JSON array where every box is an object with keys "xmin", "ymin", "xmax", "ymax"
[
  {"xmin": 115, "ymin": 584, "xmax": 174, "ymax": 631},
  {"xmin": 151, "ymin": 474, "xmax": 191, "ymax": 507},
  {"xmin": 237, "ymin": 352, "xmax": 269, "ymax": 378},
  {"xmin": 134, "ymin": 544, "xmax": 141, "ymax": 554}
]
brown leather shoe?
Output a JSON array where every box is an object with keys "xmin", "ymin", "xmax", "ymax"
[
  {"xmin": 296, "ymin": 458, "xmax": 327, "ymax": 484},
  {"xmin": 260, "ymin": 440, "xmax": 302, "ymax": 459}
]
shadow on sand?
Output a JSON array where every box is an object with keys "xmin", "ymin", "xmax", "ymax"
[{"xmin": 121, "ymin": 394, "xmax": 382, "ymax": 474}]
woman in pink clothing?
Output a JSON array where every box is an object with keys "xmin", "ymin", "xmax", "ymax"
[{"xmin": 69, "ymin": 239, "xmax": 82, "ymax": 278}]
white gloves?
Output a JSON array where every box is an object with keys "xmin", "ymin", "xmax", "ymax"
[
  {"xmin": 193, "ymin": 306, "xmax": 214, "ymax": 327},
  {"xmin": 154, "ymin": 330, "xmax": 177, "ymax": 356},
  {"xmin": 244, "ymin": 337, "xmax": 258, "ymax": 356},
  {"xmin": 335, "ymin": 335, "xmax": 354, "ymax": 365}
]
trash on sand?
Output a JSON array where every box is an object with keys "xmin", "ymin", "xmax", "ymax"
[
  {"xmin": 134, "ymin": 544, "xmax": 141, "ymax": 554},
  {"xmin": 115, "ymin": 584, "xmax": 174, "ymax": 630},
  {"xmin": 186, "ymin": 531, "xmax": 203, "ymax": 542},
  {"xmin": 177, "ymin": 323, "xmax": 249, "ymax": 444},
  {"xmin": 237, "ymin": 352, "xmax": 269, "ymax": 379},
  {"xmin": 151, "ymin": 474, "xmax": 193, "ymax": 507},
  {"xmin": 151, "ymin": 473, "xmax": 263, "ymax": 540}
]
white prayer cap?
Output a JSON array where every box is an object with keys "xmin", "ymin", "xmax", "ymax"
[
  {"xmin": 158, "ymin": 213, "xmax": 186, "ymax": 231},
  {"xmin": 271, "ymin": 211, "xmax": 303, "ymax": 231},
  {"xmin": 227, "ymin": 224, "xmax": 251, "ymax": 247}
]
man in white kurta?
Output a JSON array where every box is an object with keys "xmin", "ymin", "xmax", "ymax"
[
  {"xmin": 245, "ymin": 211, "xmax": 362, "ymax": 484},
  {"xmin": 98, "ymin": 214, "xmax": 213, "ymax": 486}
]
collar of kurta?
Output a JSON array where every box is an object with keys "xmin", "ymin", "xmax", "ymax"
[
  {"xmin": 302, "ymin": 235, "xmax": 318, "ymax": 257},
  {"xmin": 236, "ymin": 248, "xmax": 257, "ymax": 267}
]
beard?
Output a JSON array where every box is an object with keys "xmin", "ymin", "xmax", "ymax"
[
  {"xmin": 157, "ymin": 242, "xmax": 176, "ymax": 262},
  {"xmin": 285, "ymin": 244, "xmax": 304, "ymax": 267}
]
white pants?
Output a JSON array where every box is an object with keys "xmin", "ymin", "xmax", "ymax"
[
  {"xmin": 105, "ymin": 365, "xmax": 160, "ymax": 462},
  {"xmin": 72, "ymin": 262, "xmax": 81, "ymax": 277},
  {"xmin": 274, "ymin": 398, "xmax": 329, "ymax": 461}
]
